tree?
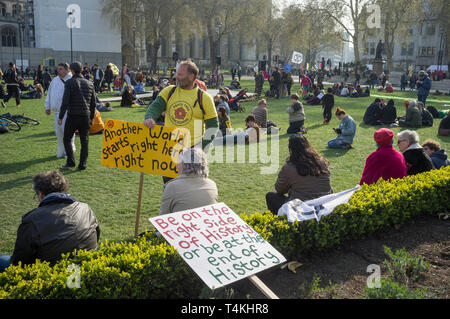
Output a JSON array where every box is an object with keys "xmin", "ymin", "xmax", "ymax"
[
  {"xmin": 101, "ymin": 0, "xmax": 191, "ymax": 72},
  {"xmin": 282, "ymin": 1, "xmax": 342, "ymax": 66},
  {"xmin": 191, "ymin": 0, "xmax": 261, "ymax": 71},
  {"xmin": 375, "ymin": 0, "xmax": 421, "ymax": 71},
  {"xmin": 319, "ymin": 0, "xmax": 375, "ymax": 62}
]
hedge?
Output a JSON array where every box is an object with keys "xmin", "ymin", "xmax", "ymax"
[{"xmin": 0, "ymin": 167, "xmax": 448, "ymax": 299}]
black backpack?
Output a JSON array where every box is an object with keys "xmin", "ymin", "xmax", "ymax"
[
  {"xmin": 166, "ymin": 85, "xmax": 206, "ymax": 116},
  {"xmin": 427, "ymin": 105, "xmax": 439, "ymax": 119},
  {"xmin": 0, "ymin": 125, "xmax": 9, "ymax": 134}
]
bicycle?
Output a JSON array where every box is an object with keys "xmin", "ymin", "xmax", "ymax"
[
  {"xmin": 0, "ymin": 115, "xmax": 21, "ymax": 132},
  {"xmin": 1, "ymin": 113, "xmax": 40, "ymax": 126}
]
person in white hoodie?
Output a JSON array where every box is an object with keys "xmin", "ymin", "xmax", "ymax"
[{"xmin": 45, "ymin": 63, "xmax": 75, "ymax": 158}]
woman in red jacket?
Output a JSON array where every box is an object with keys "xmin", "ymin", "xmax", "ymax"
[{"xmin": 360, "ymin": 128, "xmax": 407, "ymax": 185}]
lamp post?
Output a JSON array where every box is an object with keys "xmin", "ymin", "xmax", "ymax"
[
  {"xmin": 132, "ymin": 26, "xmax": 137, "ymax": 68},
  {"xmin": 215, "ymin": 21, "xmax": 222, "ymax": 65},
  {"xmin": 17, "ymin": 16, "xmax": 24, "ymax": 77},
  {"xmin": 68, "ymin": 11, "xmax": 73, "ymax": 63}
]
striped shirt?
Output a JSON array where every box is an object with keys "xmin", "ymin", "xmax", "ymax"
[{"xmin": 252, "ymin": 105, "xmax": 268, "ymax": 128}]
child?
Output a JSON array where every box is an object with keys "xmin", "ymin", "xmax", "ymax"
[
  {"xmin": 215, "ymin": 114, "xmax": 260, "ymax": 146},
  {"xmin": 217, "ymin": 106, "xmax": 232, "ymax": 137}
]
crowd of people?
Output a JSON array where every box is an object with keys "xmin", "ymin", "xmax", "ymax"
[{"xmin": 1, "ymin": 59, "xmax": 449, "ymax": 275}]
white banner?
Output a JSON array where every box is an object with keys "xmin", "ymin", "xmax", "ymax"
[
  {"xmin": 291, "ymin": 51, "xmax": 303, "ymax": 64},
  {"xmin": 150, "ymin": 203, "xmax": 286, "ymax": 290}
]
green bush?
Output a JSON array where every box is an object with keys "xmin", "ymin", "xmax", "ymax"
[
  {"xmin": 365, "ymin": 278, "xmax": 427, "ymax": 299},
  {"xmin": 0, "ymin": 167, "xmax": 448, "ymax": 299},
  {"xmin": 241, "ymin": 167, "xmax": 450, "ymax": 259},
  {"xmin": 0, "ymin": 234, "xmax": 203, "ymax": 299},
  {"xmin": 383, "ymin": 246, "xmax": 429, "ymax": 284}
]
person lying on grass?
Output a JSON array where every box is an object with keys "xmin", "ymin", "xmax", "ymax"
[{"xmin": 214, "ymin": 114, "xmax": 260, "ymax": 146}]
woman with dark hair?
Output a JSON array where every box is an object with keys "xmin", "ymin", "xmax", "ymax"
[
  {"xmin": 380, "ymin": 99, "xmax": 397, "ymax": 125},
  {"xmin": 266, "ymin": 135, "xmax": 333, "ymax": 215},
  {"xmin": 217, "ymin": 106, "xmax": 231, "ymax": 137}
]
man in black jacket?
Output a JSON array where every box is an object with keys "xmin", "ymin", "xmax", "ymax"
[
  {"xmin": 1, "ymin": 62, "xmax": 21, "ymax": 108},
  {"xmin": 92, "ymin": 64, "xmax": 104, "ymax": 93},
  {"xmin": 58, "ymin": 62, "xmax": 97, "ymax": 170},
  {"xmin": 0, "ymin": 171, "xmax": 99, "ymax": 271},
  {"xmin": 272, "ymin": 68, "xmax": 281, "ymax": 99},
  {"xmin": 363, "ymin": 98, "xmax": 382, "ymax": 126}
]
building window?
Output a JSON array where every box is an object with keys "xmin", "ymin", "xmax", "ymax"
[
  {"xmin": 0, "ymin": 2, "xmax": 6, "ymax": 16},
  {"xmin": 401, "ymin": 43, "xmax": 414, "ymax": 56},
  {"xmin": 426, "ymin": 25, "xmax": 436, "ymax": 36},
  {"xmin": 12, "ymin": 4, "xmax": 22, "ymax": 16},
  {"xmin": 1, "ymin": 27, "xmax": 17, "ymax": 47},
  {"xmin": 364, "ymin": 42, "xmax": 376, "ymax": 55}
]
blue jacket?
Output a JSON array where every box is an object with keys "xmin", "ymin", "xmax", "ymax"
[
  {"xmin": 417, "ymin": 77, "xmax": 431, "ymax": 96},
  {"xmin": 430, "ymin": 150, "xmax": 450, "ymax": 169},
  {"xmin": 337, "ymin": 115, "xmax": 357, "ymax": 145}
]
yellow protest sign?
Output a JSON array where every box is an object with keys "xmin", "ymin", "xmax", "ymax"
[{"xmin": 101, "ymin": 120, "xmax": 190, "ymax": 178}]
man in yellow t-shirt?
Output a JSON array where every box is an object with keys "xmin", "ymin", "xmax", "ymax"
[{"xmin": 144, "ymin": 61, "xmax": 218, "ymax": 149}]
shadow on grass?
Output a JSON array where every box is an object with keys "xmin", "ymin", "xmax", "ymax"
[
  {"xmin": 17, "ymin": 131, "xmax": 54, "ymax": 139},
  {"xmin": 322, "ymin": 148, "xmax": 352, "ymax": 158},
  {"xmin": 0, "ymin": 156, "xmax": 58, "ymax": 174},
  {"xmin": 0, "ymin": 175, "xmax": 33, "ymax": 192}
]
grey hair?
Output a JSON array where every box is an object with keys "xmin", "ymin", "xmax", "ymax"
[
  {"xmin": 398, "ymin": 130, "xmax": 420, "ymax": 145},
  {"xmin": 179, "ymin": 147, "xmax": 209, "ymax": 177},
  {"xmin": 409, "ymin": 100, "xmax": 416, "ymax": 109}
]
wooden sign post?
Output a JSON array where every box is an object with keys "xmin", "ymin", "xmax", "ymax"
[
  {"xmin": 101, "ymin": 120, "xmax": 190, "ymax": 237},
  {"xmin": 134, "ymin": 173, "xmax": 145, "ymax": 237}
]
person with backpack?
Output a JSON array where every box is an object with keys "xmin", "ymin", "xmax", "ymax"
[
  {"xmin": 1, "ymin": 63, "xmax": 21, "ymax": 108},
  {"xmin": 144, "ymin": 60, "xmax": 218, "ymax": 183},
  {"xmin": 42, "ymin": 68, "xmax": 53, "ymax": 94}
]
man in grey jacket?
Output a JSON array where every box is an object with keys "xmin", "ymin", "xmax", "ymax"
[{"xmin": 0, "ymin": 171, "xmax": 99, "ymax": 271}]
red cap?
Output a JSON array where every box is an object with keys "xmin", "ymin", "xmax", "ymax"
[{"xmin": 374, "ymin": 128, "xmax": 394, "ymax": 146}]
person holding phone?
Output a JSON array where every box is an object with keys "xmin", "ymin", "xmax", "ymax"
[{"xmin": 328, "ymin": 107, "xmax": 356, "ymax": 149}]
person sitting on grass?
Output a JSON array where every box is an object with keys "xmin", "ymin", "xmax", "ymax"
[
  {"xmin": 121, "ymin": 85, "xmax": 144, "ymax": 107},
  {"xmin": 215, "ymin": 114, "xmax": 260, "ymax": 146},
  {"xmin": 398, "ymin": 100, "xmax": 422, "ymax": 127},
  {"xmin": 0, "ymin": 170, "xmax": 100, "ymax": 272},
  {"xmin": 339, "ymin": 85, "xmax": 350, "ymax": 97},
  {"xmin": 159, "ymin": 148, "xmax": 218, "ymax": 216},
  {"xmin": 96, "ymin": 101, "xmax": 114, "ymax": 112},
  {"xmin": 397, "ymin": 130, "xmax": 434, "ymax": 176},
  {"xmin": 287, "ymin": 94, "xmax": 306, "ymax": 134},
  {"xmin": 359, "ymin": 128, "xmax": 407, "ymax": 185},
  {"xmin": 438, "ymin": 111, "xmax": 450, "ymax": 136},
  {"xmin": 385, "ymin": 82, "xmax": 394, "ymax": 93},
  {"xmin": 216, "ymin": 94, "xmax": 230, "ymax": 115},
  {"xmin": 328, "ymin": 107, "xmax": 357, "ymax": 149},
  {"xmin": 217, "ymin": 106, "xmax": 232, "ymax": 137},
  {"xmin": 266, "ymin": 134, "xmax": 333, "ymax": 215},
  {"xmin": 20, "ymin": 83, "xmax": 44, "ymax": 99},
  {"xmin": 422, "ymin": 139, "xmax": 450, "ymax": 169},
  {"xmin": 379, "ymin": 99, "xmax": 397, "ymax": 126},
  {"xmin": 363, "ymin": 98, "xmax": 382, "ymax": 126},
  {"xmin": 417, "ymin": 102, "xmax": 433, "ymax": 127}
]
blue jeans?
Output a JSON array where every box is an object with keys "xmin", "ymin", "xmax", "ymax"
[
  {"xmin": 417, "ymin": 94, "xmax": 428, "ymax": 105},
  {"xmin": 287, "ymin": 120, "xmax": 304, "ymax": 134},
  {"xmin": 328, "ymin": 139, "xmax": 351, "ymax": 149},
  {"xmin": 0, "ymin": 255, "xmax": 11, "ymax": 273}
]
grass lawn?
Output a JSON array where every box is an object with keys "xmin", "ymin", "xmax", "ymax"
[{"xmin": 1, "ymin": 80, "xmax": 449, "ymax": 255}]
